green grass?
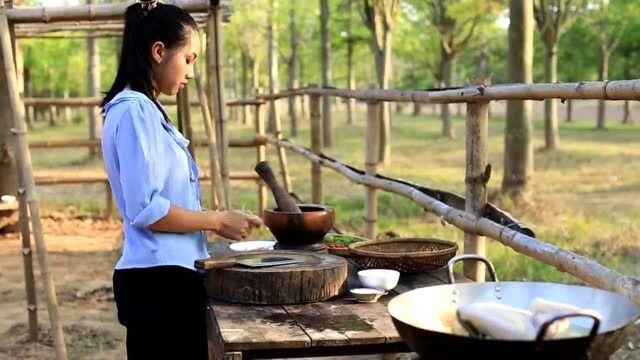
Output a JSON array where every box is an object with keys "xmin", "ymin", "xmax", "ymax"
[{"xmin": 27, "ymin": 106, "xmax": 640, "ymax": 283}]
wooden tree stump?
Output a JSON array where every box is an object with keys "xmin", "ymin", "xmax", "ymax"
[{"xmin": 203, "ymin": 251, "xmax": 348, "ymax": 305}]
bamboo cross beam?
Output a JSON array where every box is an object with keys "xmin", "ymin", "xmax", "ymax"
[
  {"xmin": 264, "ymin": 135, "xmax": 640, "ymax": 304},
  {"xmin": 0, "ymin": 2, "xmax": 68, "ymax": 358},
  {"xmin": 256, "ymin": 79, "xmax": 640, "ymax": 103},
  {"xmin": 5, "ymin": 0, "xmax": 229, "ymax": 24},
  {"xmin": 23, "ymin": 97, "xmax": 200, "ymax": 107}
]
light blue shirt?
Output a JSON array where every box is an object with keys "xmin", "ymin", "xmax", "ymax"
[{"xmin": 102, "ymin": 90, "xmax": 209, "ymax": 271}]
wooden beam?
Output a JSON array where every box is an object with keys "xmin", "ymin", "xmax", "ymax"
[
  {"xmin": 364, "ymin": 101, "xmax": 379, "ymax": 240},
  {"xmin": 23, "ymin": 96, "xmax": 199, "ymax": 107},
  {"xmin": 28, "ymin": 136, "xmax": 268, "ymax": 149}
]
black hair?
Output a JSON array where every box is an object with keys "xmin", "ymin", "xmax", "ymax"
[{"xmin": 100, "ymin": 2, "xmax": 198, "ymax": 121}]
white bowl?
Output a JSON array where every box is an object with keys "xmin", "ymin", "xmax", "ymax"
[
  {"xmin": 350, "ymin": 288, "xmax": 385, "ymax": 303},
  {"xmin": 229, "ymin": 240, "xmax": 275, "ymax": 252},
  {"xmin": 358, "ymin": 269, "xmax": 400, "ymax": 291}
]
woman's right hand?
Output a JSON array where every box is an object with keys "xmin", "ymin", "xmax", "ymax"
[{"xmin": 211, "ymin": 210, "xmax": 263, "ymax": 240}]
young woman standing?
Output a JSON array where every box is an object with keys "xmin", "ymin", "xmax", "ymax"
[{"xmin": 100, "ymin": 1, "xmax": 262, "ymax": 358}]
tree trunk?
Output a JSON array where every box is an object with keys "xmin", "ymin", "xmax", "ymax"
[
  {"xmin": 440, "ymin": 45, "xmax": 454, "ymax": 139},
  {"xmin": 87, "ymin": 0, "xmax": 101, "ymax": 157},
  {"xmin": 346, "ymin": 0, "xmax": 355, "ymax": 125},
  {"xmin": 320, "ymin": 0, "xmax": 333, "ymax": 147},
  {"xmin": 48, "ymin": 79, "xmax": 56, "ymax": 127},
  {"xmin": 63, "ymin": 89, "xmax": 72, "ymax": 124},
  {"xmin": 299, "ymin": 55, "xmax": 308, "ymax": 122},
  {"xmin": 596, "ymin": 51, "xmax": 609, "ymax": 130},
  {"xmin": 252, "ymin": 57, "xmax": 260, "ymax": 90},
  {"xmin": 373, "ymin": 29, "xmax": 392, "ymax": 164},
  {"xmin": 622, "ymin": 101, "xmax": 631, "ymax": 124},
  {"xmin": 543, "ymin": 43, "xmax": 559, "ymax": 149},
  {"xmin": 566, "ymin": 99, "xmax": 573, "ymax": 122},
  {"xmin": 476, "ymin": 38, "xmax": 489, "ymax": 77},
  {"xmin": 287, "ymin": 2, "xmax": 299, "ymax": 137},
  {"xmin": 267, "ymin": 0, "xmax": 280, "ymax": 133},
  {"xmin": 240, "ymin": 49, "xmax": 249, "ymax": 125},
  {"xmin": 502, "ymin": 0, "xmax": 534, "ymax": 200}
]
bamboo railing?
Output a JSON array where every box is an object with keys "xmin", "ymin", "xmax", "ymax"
[{"xmin": 250, "ymin": 81, "xmax": 640, "ymax": 304}]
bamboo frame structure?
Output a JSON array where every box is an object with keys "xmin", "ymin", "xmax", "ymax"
[
  {"xmin": 0, "ymin": 2, "xmax": 68, "ymax": 358},
  {"xmin": 257, "ymin": 80, "xmax": 640, "ymax": 103},
  {"xmin": 309, "ymin": 94, "xmax": 323, "ymax": 204},
  {"xmin": 194, "ymin": 61, "xmax": 225, "ymax": 210},
  {"xmin": 364, "ymin": 101, "xmax": 380, "ymax": 240},
  {"xmin": 264, "ymin": 135, "xmax": 640, "ymax": 304},
  {"xmin": 272, "ymin": 97, "xmax": 293, "ymax": 193},
  {"xmin": 463, "ymin": 84, "xmax": 490, "ymax": 282},
  {"xmin": 5, "ymin": 0, "xmax": 222, "ymax": 23},
  {"xmin": 17, "ymin": 188, "xmax": 38, "ymax": 340}
]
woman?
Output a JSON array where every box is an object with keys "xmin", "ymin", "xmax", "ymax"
[{"xmin": 100, "ymin": 1, "xmax": 262, "ymax": 358}]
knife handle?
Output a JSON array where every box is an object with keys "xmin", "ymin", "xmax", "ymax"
[{"xmin": 196, "ymin": 257, "xmax": 237, "ymax": 270}]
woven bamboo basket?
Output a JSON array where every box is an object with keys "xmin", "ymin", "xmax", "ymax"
[{"xmin": 345, "ymin": 237, "xmax": 458, "ymax": 273}]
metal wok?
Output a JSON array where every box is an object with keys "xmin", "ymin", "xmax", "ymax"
[{"xmin": 387, "ymin": 255, "xmax": 640, "ymax": 360}]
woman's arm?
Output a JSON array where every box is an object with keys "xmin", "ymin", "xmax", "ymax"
[{"xmin": 148, "ymin": 206, "xmax": 263, "ymax": 240}]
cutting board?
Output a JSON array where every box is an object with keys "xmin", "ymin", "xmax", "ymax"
[{"xmin": 202, "ymin": 250, "xmax": 348, "ymax": 305}]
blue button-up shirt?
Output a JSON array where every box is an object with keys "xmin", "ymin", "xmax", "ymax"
[{"xmin": 102, "ymin": 90, "xmax": 209, "ymax": 270}]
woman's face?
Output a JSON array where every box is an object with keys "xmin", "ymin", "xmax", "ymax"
[{"xmin": 151, "ymin": 27, "xmax": 200, "ymax": 96}]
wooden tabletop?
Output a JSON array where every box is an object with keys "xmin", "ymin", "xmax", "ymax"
[{"xmin": 206, "ymin": 240, "xmax": 457, "ymax": 359}]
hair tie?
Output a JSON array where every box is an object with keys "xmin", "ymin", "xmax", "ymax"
[{"xmin": 139, "ymin": 0, "xmax": 161, "ymax": 14}]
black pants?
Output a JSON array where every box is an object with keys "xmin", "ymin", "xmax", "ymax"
[{"xmin": 113, "ymin": 266, "xmax": 208, "ymax": 360}]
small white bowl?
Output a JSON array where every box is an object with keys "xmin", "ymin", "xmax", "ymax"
[
  {"xmin": 229, "ymin": 240, "xmax": 275, "ymax": 252},
  {"xmin": 358, "ymin": 269, "xmax": 400, "ymax": 291},
  {"xmin": 350, "ymin": 288, "xmax": 385, "ymax": 303}
]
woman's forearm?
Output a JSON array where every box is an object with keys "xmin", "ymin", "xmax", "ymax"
[{"xmin": 147, "ymin": 205, "xmax": 218, "ymax": 233}]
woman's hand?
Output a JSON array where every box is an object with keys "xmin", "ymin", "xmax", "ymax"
[{"xmin": 211, "ymin": 210, "xmax": 263, "ymax": 240}]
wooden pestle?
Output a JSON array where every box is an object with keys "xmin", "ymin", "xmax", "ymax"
[{"xmin": 254, "ymin": 161, "xmax": 302, "ymax": 213}]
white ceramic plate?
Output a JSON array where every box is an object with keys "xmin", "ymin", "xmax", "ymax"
[{"xmin": 229, "ymin": 240, "xmax": 275, "ymax": 252}]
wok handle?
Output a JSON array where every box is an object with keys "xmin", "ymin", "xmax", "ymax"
[
  {"xmin": 535, "ymin": 313, "xmax": 601, "ymax": 352},
  {"xmin": 447, "ymin": 255, "xmax": 499, "ymax": 284}
]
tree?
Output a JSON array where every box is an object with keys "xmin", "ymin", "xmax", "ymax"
[
  {"xmin": 87, "ymin": 0, "xmax": 101, "ymax": 158},
  {"xmin": 534, "ymin": 0, "xmax": 578, "ymax": 150},
  {"xmin": 286, "ymin": 1, "xmax": 300, "ymax": 136},
  {"xmin": 320, "ymin": 0, "xmax": 333, "ymax": 147},
  {"xmin": 267, "ymin": 0, "xmax": 280, "ymax": 133},
  {"xmin": 591, "ymin": 0, "xmax": 629, "ymax": 130},
  {"xmin": 427, "ymin": 0, "xmax": 488, "ymax": 139},
  {"xmin": 502, "ymin": 0, "xmax": 534, "ymax": 200},
  {"xmin": 361, "ymin": 0, "xmax": 400, "ymax": 164}
]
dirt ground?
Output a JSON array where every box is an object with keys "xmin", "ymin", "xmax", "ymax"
[{"xmin": 0, "ymin": 215, "xmax": 637, "ymax": 360}]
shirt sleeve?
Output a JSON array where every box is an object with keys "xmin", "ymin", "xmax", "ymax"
[{"xmin": 115, "ymin": 99, "xmax": 171, "ymax": 228}]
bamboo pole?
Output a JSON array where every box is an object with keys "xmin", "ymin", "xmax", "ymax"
[
  {"xmin": 309, "ymin": 93, "xmax": 323, "ymax": 204},
  {"xmin": 464, "ymin": 83, "xmax": 490, "ymax": 282},
  {"xmin": 28, "ymin": 137, "xmax": 266, "ymax": 149},
  {"xmin": 265, "ymin": 135, "xmax": 640, "ymax": 304},
  {"xmin": 364, "ymin": 101, "xmax": 380, "ymax": 240},
  {"xmin": 180, "ymin": 85, "xmax": 195, "ymax": 159},
  {"xmin": 17, "ymin": 189, "xmax": 38, "ymax": 341},
  {"xmin": 34, "ymin": 173, "xmax": 257, "ymax": 186},
  {"xmin": 194, "ymin": 61, "xmax": 224, "ymax": 210},
  {"xmin": 104, "ymin": 184, "xmax": 113, "ymax": 220},
  {"xmin": 0, "ymin": 3, "xmax": 68, "ymax": 359},
  {"xmin": 254, "ymin": 102, "xmax": 267, "ymax": 214},
  {"xmin": 6, "ymin": 0, "xmax": 212, "ymax": 23},
  {"xmin": 257, "ymin": 80, "xmax": 640, "ymax": 103},
  {"xmin": 17, "ymin": 32, "xmax": 121, "ymax": 38},
  {"xmin": 207, "ymin": 7, "xmax": 230, "ymax": 209},
  {"xmin": 22, "ymin": 97, "xmax": 197, "ymax": 107},
  {"xmin": 272, "ymin": 97, "xmax": 293, "ymax": 193}
]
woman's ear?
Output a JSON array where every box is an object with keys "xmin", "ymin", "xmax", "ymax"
[{"xmin": 151, "ymin": 41, "xmax": 165, "ymax": 64}]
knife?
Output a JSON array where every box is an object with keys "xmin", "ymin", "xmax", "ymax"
[{"xmin": 195, "ymin": 254, "xmax": 302, "ymax": 270}]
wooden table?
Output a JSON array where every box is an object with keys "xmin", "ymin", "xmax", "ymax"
[{"xmin": 206, "ymin": 242, "xmax": 456, "ymax": 360}]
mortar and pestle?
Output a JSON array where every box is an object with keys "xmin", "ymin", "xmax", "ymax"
[{"xmin": 255, "ymin": 161, "xmax": 335, "ymax": 251}]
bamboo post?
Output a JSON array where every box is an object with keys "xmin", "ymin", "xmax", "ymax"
[
  {"xmin": 207, "ymin": 7, "xmax": 230, "ymax": 208},
  {"xmin": 181, "ymin": 85, "xmax": 195, "ymax": 159},
  {"xmin": 273, "ymin": 97, "xmax": 293, "ymax": 193},
  {"xmin": 463, "ymin": 79, "xmax": 490, "ymax": 282},
  {"xmin": 194, "ymin": 61, "xmax": 224, "ymax": 210},
  {"xmin": 17, "ymin": 189, "xmax": 38, "ymax": 341},
  {"xmin": 364, "ymin": 100, "xmax": 380, "ymax": 239},
  {"xmin": 254, "ymin": 102, "xmax": 267, "ymax": 213},
  {"xmin": 0, "ymin": 3, "xmax": 68, "ymax": 359},
  {"xmin": 309, "ymin": 91, "xmax": 323, "ymax": 204},
  {"xmin": 176, "ymin": 91, "xmax": 184, "ymax": 133},
  {"xmin": 104, "ymin": 184, "xmax": 113, "ymax": 220}
]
